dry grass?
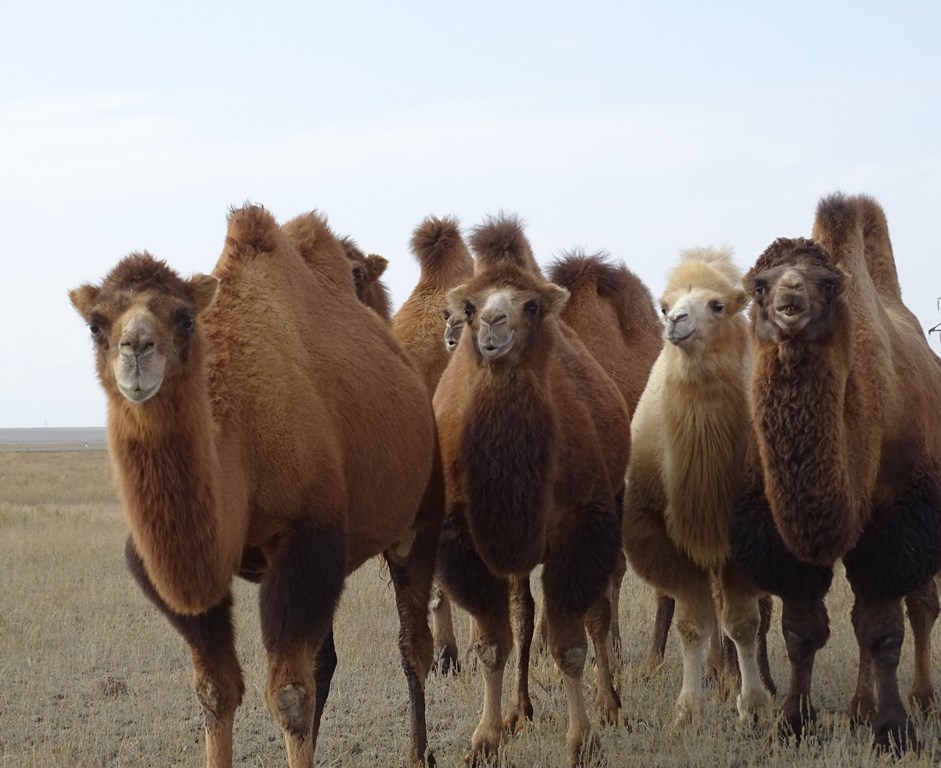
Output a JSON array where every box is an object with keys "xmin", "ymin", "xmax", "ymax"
[{"xmin": 1, "ymin": 450, "xmax": 940, "ymax": 767}]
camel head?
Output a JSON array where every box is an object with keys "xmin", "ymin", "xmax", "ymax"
[
  {"xmin": 69, "ymin": 253, "xmax": 218, "ymax": 404},
  {"xmin": 446, "ymin": 265, "xmax": 569, "ymax": 366},
  {"xmin": 745, "ymin": 237, "xmax": 849, "ymax": 343},
  {"xmin": 658, "ymin": 246, "xmax": 747, "ymax": 355},
  {"xmin": 442, "ymin": 307, "xmax": 464, "ymax": 352}
]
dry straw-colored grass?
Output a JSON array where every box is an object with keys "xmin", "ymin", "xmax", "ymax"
[{"xmin": 1, "ymin": 450, "xmax": 940, "ymax": 767}]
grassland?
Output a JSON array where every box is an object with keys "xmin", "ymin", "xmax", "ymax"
[{"xmin": 1, "ymin": 449, "xmax": 939, "ymax": 767}]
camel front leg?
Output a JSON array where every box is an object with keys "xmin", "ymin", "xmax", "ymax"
[
  {"xmin": 717, "ymin": 564, "xmax": 772, "ymax": 724},
  {"xmin": 672, "ymin": 592, "xmax": 714, "ymax": 727},
  {"xmin": 851, "ymin": 592, "xmax": 914, "ymax": 752},
  {"xmin": 778, "ymin": 595, "xmax": 829, "ymax": 741},
  {"xmin": 125, "ymin": 538, "xmax": 243, "ymax": 768},
  {"xmin": 260, "ymin": 526, "xmax": 346, "ymax": 768}
]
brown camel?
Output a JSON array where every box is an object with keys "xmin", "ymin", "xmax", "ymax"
[
  {"xmin": 68, "ymin": 204, "xmax": 441, "ymax": 768},
  {"xmin": 730, "ymin": 192, "xmax": 941, "ymax": 751},
  {"xmin": 623, "ymin": 246, "xmax": 774, "ymax": 726},
  {"xmin": 389, "ymin": 215, "xmax": 476, "ymax": 674},
  {"xmin": 340, "ymin": 235, "xmax": 393, "ymax": 320},
  {"xmin": 546, "ymin": 249, "xmax": 663, "ymax": 657},
  {"xmin": 434, "ymin": 216, "xmax": 630, "ymax": 766}
]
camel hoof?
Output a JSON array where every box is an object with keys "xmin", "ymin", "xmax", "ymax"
[
  {"xmin": 503, "ymin": 706, "xmax": 532, "ymax": 736},
  {"xmin": 777, "ymin": 699, "xmax": 816, "ymax": 744},
  {"xmin": 908, "ymin": 686, "xmax": 936, "ymax": 714},
  {"xmin": 595, "ymin": 690, "xmax": 621, "ymax": 725},
  {"xmin": 673, "ymin": 693, "xmax": 704, "ymax": 727},
  {"xmin": 637, "ymin": 655, "xmax": 664, "ymax": 681},
  {"xmin": 873, "ymin": 712, "xmax": 917, "ymax": 755},
  {"xmin": 848, "ymin": 691, "xmax": 876, "ymax": 724},
  {"xmin": 737, "ymin": 688, "xmax": 772, "ymax": 724},
  {"xmin": 568, "ymin": 729, "xmax": 601, "ymax": 767},
  {"xmin": 432, "ymin": 646, "xmax": 460, "ymax": 676}
]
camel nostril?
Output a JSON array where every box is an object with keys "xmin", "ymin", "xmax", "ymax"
[{"xmin": 672, "ymin": 312, "xmax": 688, "ymax": 324}]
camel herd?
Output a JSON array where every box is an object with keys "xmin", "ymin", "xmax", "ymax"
[{"xmin": 69, "ymin": 192, "xmax": 941, "ymax": 767}]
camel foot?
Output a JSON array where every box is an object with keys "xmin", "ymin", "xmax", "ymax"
[
  {"xmin": 595, "ymin": 688, "xmax": 621, "ymax": 726},
  {"xmin": 873, "ymin": 710, "xmax": 917, "ymax": 756},
  {"xmin": 432, "ymin": 645, "xmax": 460, "ymax": 676},
  {"xmin": 848, "ymin": 690, "xmax": 876, "ymax": 724},
  {"xmin": 467, "ymin": 722, "xmax": 505, "ymax": 765},
  {"xmin": 673, "ymin": 692, "xmax": 704, "ymax": 727},
  {"xmin": 503, "ymin": 702, "xmax": 533, "ymax": 736},
  {"xmin": 568, "ymin": 728, "xmax": 601, "ymax": 767},
  {"xmin": 777, "ymin": 697, "xmax": 817, "ymax": 743},
  {"xmin": 908, "ymin": 685, "xmax": 936, "ymax": 714},
  {"xmin": 637, "ymin": 654, "xmax": 664, "ymax": 681},
  {"xmin": 737, "ymin": 688, "xmax": 773, "ymax": 724}
]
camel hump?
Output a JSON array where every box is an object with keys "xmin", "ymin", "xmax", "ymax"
[
  {"xmin": 223, "ymin": 203, "xmax": 280, "ymax": 261},
  {"xmin": 813, "ymin": 192, "xmax": 902, "ymax": 298},
  {"xmin": 470, "ymin": 212, "xmax": 542, "ymax": 275},
  {"xmin": 410, "ymin": 215, "xmax": 472, "ymax": 274},
  {"xmin": 548, "ymin": 249, "xmax": 631, "ymax": 298}
]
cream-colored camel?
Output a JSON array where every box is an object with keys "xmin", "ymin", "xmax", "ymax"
[
  {"xmin": 69, "ymin": 204, "xmax": 440, "ymax": 768},
  {"xmin": 623, "ymin": 246, "xmax": 773, "ymax": 726}
]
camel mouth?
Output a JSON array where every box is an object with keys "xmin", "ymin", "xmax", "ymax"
[
  {"xmin": 480, "ymin": 336, "xmax": 515, "ymax": 360},
  {"xmin": 118, "ymin": 380, "xmax": 162, "ymax": 403},
  {"xmin": 666, "ymin": 328, "xmax": 694, "ymax": 347}
]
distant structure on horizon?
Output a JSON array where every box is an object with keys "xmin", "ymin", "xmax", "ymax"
[{"xmin": 930, "ymin": 298, "xmax": 941, "ymax": 343}]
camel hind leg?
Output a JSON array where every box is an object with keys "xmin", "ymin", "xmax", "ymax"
[
  {"xmin": 125, "ymin": 538, "xmax": 243, "ymax": 768},
  {"xmin": 905, "ymin": 576, "xmax": 939, "ymax": 712},
  {"xmin": 716, "ymin": 563, "xmax": 773, "ymax": 724},
  {"xmin": 260, "ymin": 525, "xmax": 346, "ymax": 768},
  {"xmin": 430, "ymin": 585, "xmax": 460, "ymax": 675}
]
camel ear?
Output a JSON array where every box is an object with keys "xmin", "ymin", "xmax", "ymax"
[
  {"xmin": 189, "ymin": 274, "xmax": 219, "ymax": 314},
  {"xmin": 730, "ymin": 287, "xmax": 748, "ymax": 313},
  {"xmin": 542, "ymin": 283, "xmax": 570, "ymax": 316},
  {"xmin": 832, "ymin": 265, "xmax": 851, "ymax": 297},
  {"xmin": 446, "ymin": 284, "xmax": 468, "ymax": 316},
  {"xmin": 68, "ymin": 284, "xmax": 99, "ymax": 317},
  {"xmin": 364, "ymin": 254, "xmax": 388, "ymax": 280}
]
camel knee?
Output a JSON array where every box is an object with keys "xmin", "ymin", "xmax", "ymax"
[
  {"xmin": 269, "ymin": 683, "xmax": 314, "ymax": 738},
  {"xmin": 194, "ymin": 676, "xmax": 241, "ymax": 726},
  {"xmin": 474, "ymin": 641, "xmax": 506, "ymax": 673},
  {"xmin": 676, "ymin": 617, "xmax": 707, "ymax": 648},
  {"xmin": 556, "ymin": 645, "xmax": 587, "ymax": 678},
  {"xmin": 725, "ymin": 614, "xmax": 760, "ymax": 646}
]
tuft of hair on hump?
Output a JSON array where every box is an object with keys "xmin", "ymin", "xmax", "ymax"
[
  {"xmin": 677, "ymin": 245, "xmax": 741, "ymax": 286},
  {"xmin": 107, "ymin": 251, "xmax": 188, "ymax": 294},
  {"xmin": 410, "ymin": 215, "xmax": 471, "ymax": 272},
  {"xmin": 547, "ymin": 249, "xmax": 632, "ymax": 299},
  {"xmin": 469, "ymin": 212, "xmax": 541, "ymax": 275},
  {"xmin": 223, "ymin": 203, "xmax": 280, "ymax": 261}
]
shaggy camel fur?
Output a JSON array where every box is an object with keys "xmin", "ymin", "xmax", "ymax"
[
  {"xmin": 69, "ymin": 205, "xmax": 441, "ymax": 768},
  {"xmin": 547, "ymin": 249, "xmax": 663, "ymax": 657},
  {"xmin": 731, "ymin": 193, "xmax": 941, "ymax": 750},
  {"xmin": 623, "ymin": 247, "xmax": 774, "ymax": 726},
  {"xmin": 390, "ymin": 215, "xmax": 475, "ymax": 674},
  {"xmin": 340, "ymin": 235, "xmax": 393, "ymax": 320},
  {"xmin": 434, "ymin": 217, "xmax": 630, "ymax": 766}
]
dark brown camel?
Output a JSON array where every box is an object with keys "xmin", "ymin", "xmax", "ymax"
[
  {"xmin": 434, "ymin": 217, "xmax": 630, "ymax": 766},
  {"xmin": 731, "ymin": 192, "xmax": 941, "ymax": 751}
]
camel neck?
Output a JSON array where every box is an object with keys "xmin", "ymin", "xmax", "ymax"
[
  {"xmin": 107, "ymin": 382, "xmax": 236, "ymax": 615},
  {"xmin": 752, "ymin": 340, "xmax": 858, "ymax": 566}
]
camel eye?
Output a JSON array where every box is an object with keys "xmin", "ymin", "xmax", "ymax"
[
  {"xmin": 753, "ymin": 281, "xmax": 766, "ymax": 296},
  {"xmin": 709, "ymin": 300, "xmax": 724, "ymax": 313},
  {"xmin": 660, "ymin": 306, "xmax": 668, "ymax": 316},
  {"xmin": 352, "ymin": 267, "xmax": 366, "ymax": 284},
  {"xmin": 524, "ymin": 300, "xmax": 540, "ymax": 316},
  {"xmin": 89, "ymin": 323, "xmax": 100, "ymax": 337},
  {"xmin": 823, "ymin": 280, "xmax": 835, "ymax": 294},
  {"xmin": 179, "ymin": 315, "xmax": 195, "ymax": 332}
]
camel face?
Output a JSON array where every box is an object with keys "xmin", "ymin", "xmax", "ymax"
[
  {"xmin": 659, "ymin": 285, "xmax": 739, "ymax": 355},
  {"xmin": 746, "ymin": 240, "xmax": 847, "ymax": 344},
  {"xmin": 69, "ymin": 253, "xmax": 218, "ymax": 405},
  {"xmin": 442, "ymin": 308, "xmax": 464, "ymax": 352},
  {"xmin": 448, "ymin": 279, "xmax": 569, "ymax": 366}
]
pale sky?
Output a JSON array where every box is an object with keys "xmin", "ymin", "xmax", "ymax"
[{"xmin": 2, "ymin": 1, "xmax": 939, "ymax": 427}]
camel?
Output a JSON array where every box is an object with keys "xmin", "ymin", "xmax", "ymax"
[
  {"xmin": 433, "ymin": 216, "xmax": 630, "ymax": 766},
  {"xmin": 68, "ymin": 204, "xmax": 441, "ymax": 768},
  {"xmin": 623, "ymin": 246, "xmax": 774, "ymax": 727},
  {"xmin": 390, "ymin": 215, "xmax": 476, "ymax": 674},
  {"xmin": 340, "ymin": 235, "xmax": 393, "ymax": 320},
  {"xmin": 546, "ymin": 249, "xmax": 663, "ymax": 658},
  {"xmin": 730, "ymin": 192, "xmax": 941, "ymax": 751}
]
